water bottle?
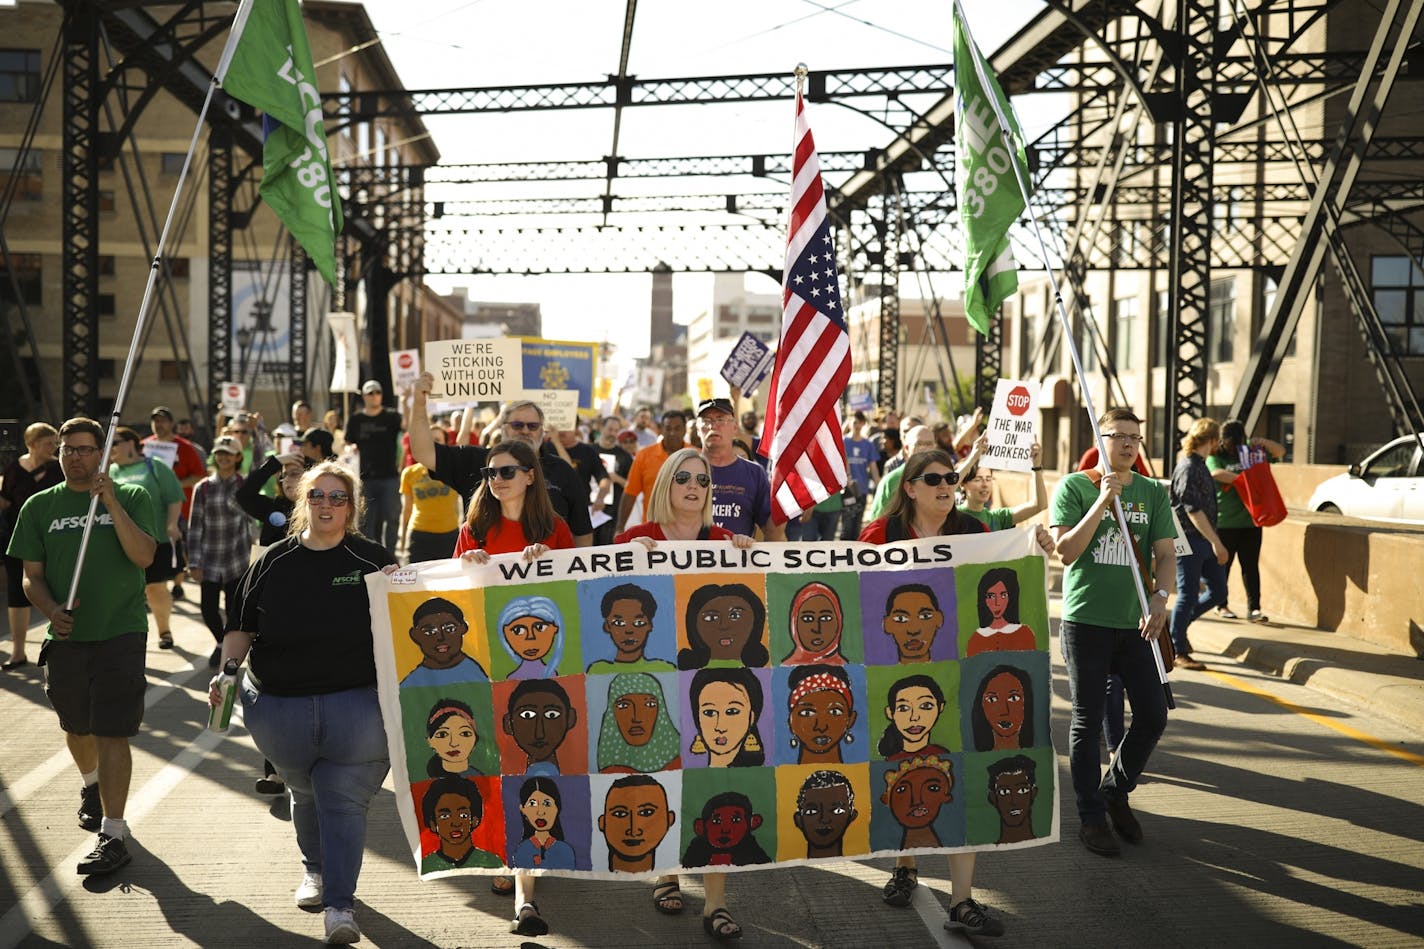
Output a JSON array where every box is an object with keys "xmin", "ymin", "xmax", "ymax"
[{"xmin": 209, "ymin": 658, "xmax": 241, "ymax": 733}]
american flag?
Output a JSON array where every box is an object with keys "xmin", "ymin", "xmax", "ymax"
[{"xmin": 758, "ymin": 78, "xmax": 852, "ymax": 524}]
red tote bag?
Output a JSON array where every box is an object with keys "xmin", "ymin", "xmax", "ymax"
[{"xmin": 1233, "ymin": 462, "xmax": 1286, "ymax": 527}]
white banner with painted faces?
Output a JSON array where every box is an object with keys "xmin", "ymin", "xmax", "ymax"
[{"xmin": 367, "ymin": 529, "xmax": 1058, "ymax": 880}]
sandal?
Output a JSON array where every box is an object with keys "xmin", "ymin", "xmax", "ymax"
[
  {"xmin": 158, "ymin": 632, "xmax": 174, "ymax": 649},
  {"xmin": 653, "ymin": 880, "xmax": 684, "ymax": 915},
  {"xmin": 703, "ymin": 907, "xmax": 742, "ymax": 941},
  {"xmin": 881, "ymin": 866, "xmax": 918, "ymax": 907},
  {"xmin": 510, "ymin": 901, "xmax": 549, "ymax": 937},
  {"xmin": 490, "ymin": 874, "xmax": 515, "ymax": 896}
]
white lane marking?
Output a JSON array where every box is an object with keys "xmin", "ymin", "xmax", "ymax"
[
  {"xmin": 0, "ymin": 661, "xmax": 208, "ymax": 821},
  {"xmin": 0, "ymin": 722, "xmax": 227, "ymax": 949}
]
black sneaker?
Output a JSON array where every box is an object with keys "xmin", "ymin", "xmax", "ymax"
[
  {"xmin": 947, "ymin": 898, "xmax": 1005, "ymax": 937},
  {"xmin": 171, "ymin": 583, "xmax": 185, "ymax": 600},
  {"xmin": 255, "ymin": 775, "xmax": 286, "ymax": 795},
  {"xmin": 77, "ymin": 782, "xmax": 102, "ymax": 832},
  {"xmin": 881, "ymin": 866, "xmax": 919, "ymax": 907},
  {"xmin": 1079, "ymin": 819, "xmax": 1121, "ymax": 857},
  {"xmin": 1105, "ymin": 796, "xmax": 1143, "ymax": 844},
  {"xmin": 77, "ymin": 833, "xmax": 131, "ymax": 875}
]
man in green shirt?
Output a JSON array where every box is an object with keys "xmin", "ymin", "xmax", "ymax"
[
  {"xmin": 6, "ymin": 418, "xmax": 161, "ymax": 877},
  {"xmin": 109, "ymin": 427, "xmax": 185, "ymax": 649},
  {"xmin": 1050, "ymin": 408, "xmax": 1174, "ymax": 859}
]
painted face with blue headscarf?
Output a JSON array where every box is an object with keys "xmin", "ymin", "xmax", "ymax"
[{"xmin": 499, "ymin": 595, "xmax": 565, "ymax": 679}]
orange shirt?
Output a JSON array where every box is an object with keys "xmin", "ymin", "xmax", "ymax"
[{"xmin": 622, "ymin": 441, "xmax": 671, "ymax": 521}]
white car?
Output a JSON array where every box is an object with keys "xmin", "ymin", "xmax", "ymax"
[{"xmin": 1307, "ymin": 434, "xmax": 1424, "ymax": 524}]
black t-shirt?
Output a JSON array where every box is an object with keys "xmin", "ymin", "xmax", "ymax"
[
  {"xmin": 344, "ymin": 408, "xmax": 403, "ymax": 480},
  {"xmin": 236, "ymin": 454, "xmax": 295, "ymax": 545},
  {"xmin": 228, "ymin": 533, "xmax": 397, "ymax": 695},
  {"xmin": 431, "ymin": 441, "xmax": 592, "ymax": 537},
  {"xmin": 549, "ymin": 441, "xmax": 603, "ymax": 504},
  {"xmin": 597, "ymin": 443, "xmax": 634, "ymax": 510}
]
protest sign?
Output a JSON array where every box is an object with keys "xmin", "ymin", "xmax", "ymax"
[
  {"xmin": 634, "ymin": 367, "xmax": 664, "ymax": 408},
  {"xmin": 390, "ymin": 349, "xmax": 421, "ymax": 391},
  {"xmin": 719, "ymin": 332, "xmax": 776, "ymax": 395},
  {"xmin": 328, "ymin": 312, "xmax": 359, "ymax": 393},
  {"xmin": 515, "ymin": 388, "xmax": 579, "ymax": 433},
  {"xmin": 984, "ymin": 379, "xmax": 1038, "ymax": 472},
  {"xmin": 368, "ymin": 530, "xmax": 1057, "ymax": 881},
  {"xmin": 425, "ymin": 338, "xmax": 523, "ymax": 401},
  {"xmin": 849, "ymin": 392, "xmax": 874, "ymax": 414},
  {"xmin": 145, "ymin": 440, "xmax": 179, "ymax": 469},
  {"xmin": 220, "ymin": 382, "xmax": 247, "ymax": 414},
  {"xmin": 520, "ymin": 338, "xmax": 599, "ymax": 411}
]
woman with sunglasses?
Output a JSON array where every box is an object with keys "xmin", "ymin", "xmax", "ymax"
[
  {"xmin": 611, "ymin": 446, "xmax": 750, "ymax": 937},
  {"xmin": 613, "ymin": 447, "xmax": 753, "ymax": 549},
  {"xmin": 451, "ymin": 438, "xmax": 574, "ymax": 931},
  {"xmin": 860, "ymin": 448, "xmax": 1054, "ymax": 940},
  {"xmin": 210, "ymin": 461, "xmax": 398, "ymax": 946}
]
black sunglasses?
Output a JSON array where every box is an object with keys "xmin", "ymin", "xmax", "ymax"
[
  {"xmin": 672, "ymin": 470, "xmax": 711, "ymax": 488},
  {"xmin": 908, "ymin": 471, "xmax": 959, "ymax": 487},
  {"xmin": 481, "ymin": 464, "xmax": 533, "ymax": 481}
]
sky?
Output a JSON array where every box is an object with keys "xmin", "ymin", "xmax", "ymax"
[{"xmin": 348, "ymin": 0, "xmax": 1055, "ymax": 359}]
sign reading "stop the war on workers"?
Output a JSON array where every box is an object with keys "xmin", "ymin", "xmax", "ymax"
[
  {"xmin": 984, "ymin": 378, "xmax": 1038, "ymax": 473},
  {"xmin": 424, "ymin": 339, "xmax": 524, "ymax": 401}
]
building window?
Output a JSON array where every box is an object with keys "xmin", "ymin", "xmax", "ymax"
[
  {"xmin": 167, "ymin": 257, "xmax": 190, "ymax": 279},
  {"xmin": 1209, "ymin": 278, "xmax": 1235, "ymax": 363},
  {"xmin": 0, "ymin": 49, "xmax": 41, "ymax": 103},
  {"xmin": 1372, "ymin": 255, "xmax": 1424, "ymax": 355},
  {"xmin": 98, "ymin": 190, "xmax": 116, "ymax": 212},
  {"xmin": 1113, "ymin": 296, "xmax": 1137, "ymax": 371},
  {"xmin": 0, "ymin": 252, "xmax": 42, "ymax": 305},
  {"xmin": 98, "ymin": 293, "xmax": 116, "ymax": 319},
  {"xmin": 0, "ymin": 147, "xmax": 42, "ymax": 200},
  {"xmin": 98, "ymin": 255, "xmax": 115, "ymax": 276},
  {"xmin": 159, "ymin": 360, "xmax": 182, "ymax": 382},
  {"xmin": 1154, "ymin": 289, "xmax": 1170, "ymax": 369},
  {"xmin": 161, "ymin": 152, "xmax": 186, "ymax": 175}
]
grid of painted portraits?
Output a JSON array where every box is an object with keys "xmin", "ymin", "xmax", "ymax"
[{"xmin": 389, "ymin": 555, "xmax": 1053, "ymax": 877}]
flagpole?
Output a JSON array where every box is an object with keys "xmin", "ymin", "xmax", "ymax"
[
  {"xmin": 952, "ymin": 0, "xmax": 1173, "ymax": 706},
  {"xmin": 64, "ymin": 2, "xmax": 253, "ymax": 610}
]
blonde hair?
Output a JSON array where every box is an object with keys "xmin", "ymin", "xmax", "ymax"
[
  {"xmin": 24, "ymin": 422, "xmax": 58, "ymax": 446},
  {"xmin": 1179, "ymin": 418, "xmax": 1220, "ymax": 456},
  {"xmin": 646, "ymin": 448, "xmax": 713, "ymax": 528},
  {"xmin": 287, "ymin": 461, "xmax": 364, "ymax": 538}
]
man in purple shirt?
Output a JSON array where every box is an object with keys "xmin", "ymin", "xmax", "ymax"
[{"xmin": 696, "ymin": 398, "xmax": 786, "ymax": 541}]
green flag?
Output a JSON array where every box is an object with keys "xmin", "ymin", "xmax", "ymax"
[
  {"xmin": 953, "ymin": 2, "xmax": 1029, "ymax": 335},
  {"xmin": 218, "ymin": 0, "xmax": 342, "ymax": 286}
]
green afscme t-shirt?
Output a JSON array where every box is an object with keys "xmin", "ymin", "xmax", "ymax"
[
  {"xmin": 5, "ymin": 482, "xmax": 162, "ymax": 642},
  {"xmin": 1050, "ymin": 471, "xmax": 1173, "ymax": 629},
  {"xmin": 959, "ymin": 506, "xmax": 1015, "ymax": 531},
  {"xmin": 1206, "ymin": 452, "xmax": 1254, "ymax": 530}
]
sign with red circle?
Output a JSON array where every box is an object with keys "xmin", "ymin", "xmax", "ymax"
[
  {"xmin": 398, "ymin": 353, "xmax": 414, "ymax": 369},
  {"xmin": 1005, "ymin": 384, "xmax": 1032, "ymax": 417}
]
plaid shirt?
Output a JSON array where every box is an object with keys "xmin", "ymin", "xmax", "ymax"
[{"xmin": 187, "ymin": 473, "xmax": 254, "ymax": 583}]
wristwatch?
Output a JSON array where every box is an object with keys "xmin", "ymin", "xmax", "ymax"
[{"xmin": 1153, "ymin": 589, "xmax": 1171, "ymax": 599}]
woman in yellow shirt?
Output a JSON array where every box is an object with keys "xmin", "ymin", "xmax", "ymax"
[{"xmin": 399, "ymin": 425, "xmax": 462, "ymax": 563}]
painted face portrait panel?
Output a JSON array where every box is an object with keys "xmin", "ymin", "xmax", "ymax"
[
  {"xmin": 589, "ymin": 771, "xmax": 682, "ymax": 874},
  {"xmin": 858, "ymin": 567, "xmax": 958, "ymax": 665},
  {"xmin": 672, "ymin": 573, "xmax": 769, "ymax": 670},
  {"xmin": 957, "ymin": 651, "xmax": 1049, "ymax": 757},
  {"xmin": 677, "ymin": 766, "xmax": 778, "ymax": 870},
  {"xmin": 954, "ymin": 557, "xmax": 1049, "ymax": 657},
  {"xmin": 867, "ymin": 752, "xmax": 966, "ymax": 853},
  {"xmin": 500, "ymin": 773, "xmax": 594, "ymax": 871},
  {"xmin": 492, "ymin": 675, "xmax": 589, "ymax": 777},
  {"xmin": 587, "ymin": 670, "xmax": 683, "ymax": 774},
  {"xmin": 577, "ymin": 574, "xmax": 678, "ymax": 674},
  {"xmin": 397, "ymin": 682, "xmax": 499, "ymax": 783},
  {"xmin": 770, "ymin": 663, "xmax": 870, "ymax": 767},
  {"xmin": 390, "ymin": 588, "xmax": 490, "ymax": 684},
  {"xmin": 412, "ymin": 774, "xmax": 507, "ymax": 872},
  {"xmin": 483, "ymin": 581, "xmax": 582, "ymax": 680},
  {"xmin": 679, "ymin": 667, "xmax": 774, "ymax": 769},
  {"xmin": 867, "ymin": 661, "xmax": 961, "ymax": 760},
  {"xmin": 765, "ymin": 572, "xmax": 864, "ymax": 665},
  {"xmin": 773, "ymin": 762, "xmax": 872, "ymax": 861},
  {"xmin": 962, "ymin": 746, "xmax": 1056, "ymax": 846}
]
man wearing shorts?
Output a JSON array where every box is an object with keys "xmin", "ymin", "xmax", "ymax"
[{"xmin": 6, "ymin": 417, "xmax": 160, "ymax": 875}]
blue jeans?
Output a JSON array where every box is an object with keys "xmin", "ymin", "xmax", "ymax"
[
  {"xmin": 1170, "ymin": 534, "xmax": 1228, "ymax": 655},
  {"xmin": 1061, "ymin": 621, "xmax": 1168, "ymax": 822},
  {"xmin": 361, "ymin": 476, "xmax": 400, "ymax": 552},
  {"xmin": 802, "ymin": 509, "xmax": 842, "ymax": 542},
  {"xmin": 240, "ymin": 679, "xmax": 390, "ymax": 910}
]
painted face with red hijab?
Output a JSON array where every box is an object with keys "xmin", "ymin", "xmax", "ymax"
[{"xmin": 783, "ymin": 582, "xmax": 846, "ymax": 665}]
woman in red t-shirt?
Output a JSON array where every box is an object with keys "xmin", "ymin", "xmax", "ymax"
[
  {"xmin": 613, "ymin": 447, "xmax": 752, "ymax": 549},
  {"xmin": 860, "ymin": 448, "xmax": 1053, "ymax": 939},
  {"xmin": 454, "ymin": 441, "xmax": 575, "ymax": 563}
]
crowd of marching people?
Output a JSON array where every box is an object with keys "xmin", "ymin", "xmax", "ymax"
[{"xmin": 1, "ymin": 380, "xmax": 1279, "ymax": 944}]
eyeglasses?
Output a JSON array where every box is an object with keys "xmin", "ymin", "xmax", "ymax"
[
  {"xmin": 481, "ymin": 464, "xmax": 533, "ymax": 481},
  {"xmin": 59, "ymin": 445, "xmax": 99, "ymax": 457},
  {"xmin": 1102, "ymin": 432, "xmax": 1144, "ymax": 446},
  {"xmin": 506, "ymin": 420, "xmax": 542, "ymax": 433},
  {"xmin": 307, "ymin": 489, "xmax": 350, "ymax": 506},
  {"xmin": 672, "ymin": 470, "xmax": 712, "ymax": 488},
  {"xmin": 908, "ymin": 471, "xmax": 959, "ymax": 487}
]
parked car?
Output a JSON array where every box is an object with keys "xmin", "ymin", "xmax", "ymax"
[{"xmin": 1307, "ymin": 434, "xmax": 1424, "ymax": 524}]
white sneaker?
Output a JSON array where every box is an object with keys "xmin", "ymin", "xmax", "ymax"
[
  {"xmin": 323, "ymin": 907, "xmax": 360, "ymax": 945},
  {"xmin": 295, "ymin": 871, "xmax": 323, "ymax": 908}
]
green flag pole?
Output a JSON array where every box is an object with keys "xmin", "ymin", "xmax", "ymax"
[{"xmin": 952, "ymin": 0, "xmax": 1173, "ymax": 705}]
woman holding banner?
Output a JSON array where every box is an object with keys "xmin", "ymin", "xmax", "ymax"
[
  {"xmin": 612, "ymin": 447, "xmax": 752, "ymax": 939},
  {"xmin": 860, "ymin": 448, "xmax": 1054, "ymax": 938}
]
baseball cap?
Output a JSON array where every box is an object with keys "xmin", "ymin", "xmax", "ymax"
[
  {"xmin": 617, "ymin": 429, "xmax": 639, "ymax": 442},
  {"xmin": 302, "ymin": 427, "xmax": 335, "ymax": 455},
  {"xmin": 150, "ymin": 406, "xmax": 175, "ymax": 421},
  {"xmin": 273, "ymin": 422, "xmax": 299, "ymax": 438},
  {"xmin": 211, "ymin": 436, "xmax": 242, "ymax": 456},
  {"xmin": 360, "ymin": 380, "xmax": 383, "ymax": 394},
  {"xmin": 696, "ymin": 397, "xmax": 735, "ymax": 418}
]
